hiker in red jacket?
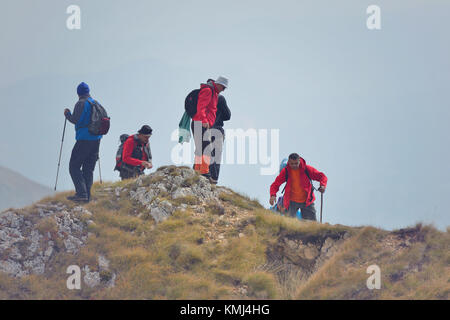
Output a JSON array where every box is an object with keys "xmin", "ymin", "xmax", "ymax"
[
  {"xmin": 270, "ymin": 153, "xmax": 327, "ymax": 221},
  {"xmin": 191, "ymin": 76, "xmax": 228, "ymax": 179},
  {"xmin": 120, "ymin": 125, "xmax": 153, "ymax": 180}
]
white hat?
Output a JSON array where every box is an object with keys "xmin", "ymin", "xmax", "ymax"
[{"xmin": 215, "ymin": 76, "xmax": 229, "ymax": 88}]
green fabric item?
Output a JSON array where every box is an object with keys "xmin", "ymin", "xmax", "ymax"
[{"xmin": 178, "ymin": 111, "xmax": 192, "ymax": 143}]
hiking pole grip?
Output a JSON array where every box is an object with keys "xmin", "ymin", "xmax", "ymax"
[{"xmin": 54, "ymin": 118, "xmax": 67, "ymax": 191}]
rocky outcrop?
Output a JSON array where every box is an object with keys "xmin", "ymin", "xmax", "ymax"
[
  {"xmin": 128, "ymin": 166, "xmax": 227, "ymax": 223},
  {"xmin": 266, "ymin": 230, "xmax": 351, "ymax": 284},
  {"xmin": 0, "ymin": 203, "xmax": 89, "ymax": 278},
  {"xmin": 0, "ymin": 166, "xmax": 231, "ymax": 279}
]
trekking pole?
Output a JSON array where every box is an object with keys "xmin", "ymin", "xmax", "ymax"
[
  {"xmin": 320, "ymin": 192, "xmax": 323, "ymax": 223},
  {"xmin": 98, "ymin": 156, "xmax": 103, "ymax": 184},
  {"xmin": 54, "ymin": 118, "xmax": 67, "ymax": 191}
]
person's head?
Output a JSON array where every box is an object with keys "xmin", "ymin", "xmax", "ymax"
[
  {"xmin": 215, "ymin": 76, "xmax": 228, "ymax": 93},
  {"xmin": 77, "ymin": 82, "xmax": 90, "ymax": 97},
  {"xmin": 288, "ymin": 153, "xmax": 301, "ymax": 169},
  {"xmin": 137, "ymin": 125, "xmax": 152, "ymax": 144}
]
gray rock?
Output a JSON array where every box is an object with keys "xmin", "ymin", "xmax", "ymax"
[
  {"xmin": 0, "ymin": 260, "xmax": 27, "ymax": 277},
  {"xmin": 98, "ymin": 255, "xmax": 110, "ymax": 270},
  {"xmin": 172, "ymin": 188, "xmax": 195, "ymax": 199},
  {"xmin": 64, "ymin": 235, "xmax": 84, "ymax": 254},
  {"xmin": 83, "ymin": 266, "xmax": 101, "ymax": 288}
]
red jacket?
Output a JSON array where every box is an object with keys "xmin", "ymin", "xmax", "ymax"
[
  {"xmin": 270, "ymin": 157, "xmax": 327, "ymax": 209},
  {"xmin": 122, "ymin": 135, "xmax": 150, "ymax": 168},
  {"xmin": 192, "ymin": 81, "xmax": 219, "ymax": 127}
]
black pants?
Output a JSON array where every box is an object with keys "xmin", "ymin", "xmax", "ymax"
[
  {"xmin": 191, "ymin": 121, "xmax": 211, "ymax": 157},
  {"xmin": 119, "ymin": 164, "xmax": 143, "ymax": 180},
  {"xmin": 288, "ymin": 201, "xmax": 317, "ymax": 221},
  {"xmin": 69, "ymin": 140, "xmax": 100, "ymax": 199},
  {"xmin": 209, "ymin": 128, "xmax": 224, "ymax": 181},
  {"xmin": 191, "ymin": 120, "xmax": 212, "ymax": 176}
]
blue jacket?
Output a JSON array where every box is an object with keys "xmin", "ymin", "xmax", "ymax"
[{"xmin": 66, "ymin": 95, "xmax": 102, "ymax": 141}]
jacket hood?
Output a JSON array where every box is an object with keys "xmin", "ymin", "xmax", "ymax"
[{"xmin": 201, "ymin": 80, "xmax": 215, "ymax": 91}]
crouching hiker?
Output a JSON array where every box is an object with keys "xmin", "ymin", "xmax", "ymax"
[
  {"xmin": 64, "ymin": 82, "xmax": 108, "ymax": 203},
  {"xmin": 116, "ymin": 125, "xmax": 153, "ymax": 180},
  {"xmin": 269, "ymin": 153, "xmax": 327, "ymax": 221}
]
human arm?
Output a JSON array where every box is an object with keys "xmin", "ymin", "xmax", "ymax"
[
  {"xmin": 306, "ymin": 165, "xmax": 327, "ymax": 192},
  {"xmin": 269, "ymin": 168, "xmax": 288, "ymax": 203},
  {"xmin": 122, "ymin": 138, "xmax": 144, "ymax": 167},
  {"xmin": 221, "ymin": 98, "xmax": 231, "ymax": 121},
  {"xmin": 64, "ymin": 100, "xmax": 85, "ymax": 125},
  {"xmin": 196, "ymin": 87, "xmax": 213, "ymax": 125}
]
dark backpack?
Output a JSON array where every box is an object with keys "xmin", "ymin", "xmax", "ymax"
[
  {"xmin": 87, "ymin": 99, "xmax": 110, "ymax": 135},
  {"xmin": 184, "ymin": 86, "xmax": 214, "ymax": 118},
  {"xmin": 114, "ymin": 134, "xmax": 129, "ymax": 171}
]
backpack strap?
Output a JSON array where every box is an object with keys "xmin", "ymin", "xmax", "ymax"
[
  {"xmin": 305, "ymin": 168, "xmax": 316, "ymax": 202},
  {"xmin": 281, "ymin": 167, "xmax": 288, "ymax": 194},
  {"xmin": 87, "ymin": 98, "xmax": 97, "ymax": 107},
  {"xmin": 78, "ymin": 98, "xmax": 96, "ymax": 129}
]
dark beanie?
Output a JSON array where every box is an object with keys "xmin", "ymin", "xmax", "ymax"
[
  {"xmin": 138, "ymin": 125, "xmax": 153, "ymax": 135},
  {"xmin": 77, "ymin": 82, "xmax": 90, "ymax": 96}
]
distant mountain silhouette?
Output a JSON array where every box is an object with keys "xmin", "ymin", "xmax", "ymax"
[{"xmin": 0, "ymin": 166, "xmax": 53, "ymax": 211}]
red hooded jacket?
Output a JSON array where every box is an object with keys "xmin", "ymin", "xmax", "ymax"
[
  {"xmin": 270, "ymin": 158, "xmax": 328, "ymax": 209},
  {"xmin": 122, "ymin": 134, "xmax": 151, "ymax": 168},
  {"xmin": 191, "ymin": 81, "xmax": 219, "ymax": 127}
]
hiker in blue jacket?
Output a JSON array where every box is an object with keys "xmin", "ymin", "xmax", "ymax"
[{"xmin": 63, "ymin": 82, "xmax": 102, "ymax": 203}]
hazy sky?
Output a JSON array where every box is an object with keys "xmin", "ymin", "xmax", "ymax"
[{"xmin": 1, "ymin": 0, "xmax": 449, "ymax": 230}]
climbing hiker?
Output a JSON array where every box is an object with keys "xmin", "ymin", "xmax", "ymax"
[
  {"xmin": 64, "ymin": 82, "xmax": 109, "ymax": 203},
  {"xmin": 269, "ymin": 153, "xmax": 327, "ymax": 221},
  {"xmin": 190, "ymin": 76, "xmax": 228, "ymax": 179},
  {"xmin": 209, "ymin": 94, "xmax": 231, "ymax": 184},
  {"xmin": 118, "ymin": 125, "xmax": 153, "ymax": 180}
]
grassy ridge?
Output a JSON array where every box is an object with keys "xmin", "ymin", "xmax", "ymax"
[{"xmin": 0, "ymin": 172, "xmax": 448, "ymax": 300}]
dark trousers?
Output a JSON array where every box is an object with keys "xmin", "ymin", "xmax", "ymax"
[
  {"xmin": 191, "ymin": 121, "xmax": 212, "ymax": 176},
  {"xmin": 209, "ymin": 129, "xmax": 224, "ymax": 181},
  {"xmin": 191, "ymin": 121, "xmax": 211, "ymax": 157},
  {"xmin": 69, "ymin": 140, "xmax": 100, "ymax": 199},
  {"xmin": 119, "ymin": 164, "xmax": 143, "ymax": 180},
  {"xmin": 288, "ymin": 201, "xmax": 317, "ymax": 221}
]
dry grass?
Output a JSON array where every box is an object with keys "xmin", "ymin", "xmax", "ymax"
[
  {"xmin": 219, "ymin": 191, "xmax": 263, "ymax": 210},
  {"xmin": 1, "ymin": 170, "xmax": 448, "ymax": 300}
]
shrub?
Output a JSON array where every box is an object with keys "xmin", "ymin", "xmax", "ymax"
[{"xmin": 246, "ymin": 272, "xmax": 278, "ymax": 299}]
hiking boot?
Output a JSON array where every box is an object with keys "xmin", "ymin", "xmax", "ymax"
[
  {"xmin": 66, "ymin": 194, "xmax": 89, "ymax": 203},
  {"xmin": 209, "ymin": 177, "xmax": 218, "ymax": 185}
]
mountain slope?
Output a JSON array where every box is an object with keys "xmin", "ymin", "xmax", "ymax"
[
  {"xmin": 0, "ymin": 166, "xmax": 448, "ymax": 299},
  {"xmin": 0, "ymin": 166, "xmax": 53, "ymax": 211}
]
